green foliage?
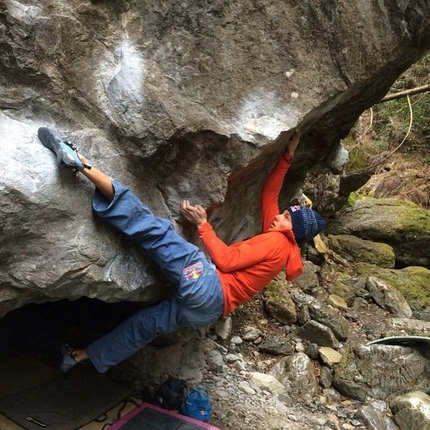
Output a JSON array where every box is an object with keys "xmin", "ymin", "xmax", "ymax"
[
  {"xmin": 347, "ymin": 148, "xmax": 369, "ymax": 170},
  {"xmin": 342, "ymin": 54, "xmax": 430, "ymax": 171},
  {"xmin": 373, "ymin": 54, "xmax": 430, "ymax": 154}
]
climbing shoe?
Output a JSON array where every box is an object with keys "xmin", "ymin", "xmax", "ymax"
[
  {"xmin": 37, "ymin": 127, "xmax": 91, "ymax": 173},
  {"xmin": 60, "ymin": 344, "xmax": 79, "ymax": 373}
]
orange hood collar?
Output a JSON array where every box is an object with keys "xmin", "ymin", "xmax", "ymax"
[{"xmin": 282, "ymin": 229, "xmax": 303, "ymax": 280}]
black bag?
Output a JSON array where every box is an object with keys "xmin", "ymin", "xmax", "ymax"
[{"xmin": 153, "ymin": 377, "xmax": 188, "ymax": 410}]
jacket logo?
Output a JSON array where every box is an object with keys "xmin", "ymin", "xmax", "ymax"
[{"xmin": 183, "ymin": 262, "xmax": 203, "ymax": 280}]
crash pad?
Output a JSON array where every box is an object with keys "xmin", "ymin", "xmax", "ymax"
[
  {"xmin": 368, "ymin": 335, "xmax": 430, "ymax": 346},
  {"xmin": 108, "ymin": 402, "xmax": 222, "ymax": 430},
  {"xmin": 0, "ymin": 365, "xmax": 132, "ymax": 430}
]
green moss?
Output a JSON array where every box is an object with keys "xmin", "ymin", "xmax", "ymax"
[
  {"xmin": 346, "ymin": 192, "xmax": 365, "ymax": 207},
  {"xmin": 397, "ymin": 202, "xmax": 430, "ymax": 234},
  {"xmin": 355, "ymin": 263, "xmax": 430, "ymax": 311}
]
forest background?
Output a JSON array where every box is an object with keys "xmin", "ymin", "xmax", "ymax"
[{"xmin": 345, "ymin": 54, "xmax": 430, "ymax": 209}]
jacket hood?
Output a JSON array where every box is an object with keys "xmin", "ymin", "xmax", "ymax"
[{"xmin": 282, "ymin": 229, "xmax": 303, "ymax": 280}]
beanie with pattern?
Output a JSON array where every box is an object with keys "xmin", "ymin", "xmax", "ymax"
[{"xmin": 286, "ymin": 205, "xmax": 325, "ymax": 243}]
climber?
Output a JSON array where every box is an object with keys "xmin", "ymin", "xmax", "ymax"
[{"xmin": 37, "ymin": 126, "xmax": 325, "ymax": 374}]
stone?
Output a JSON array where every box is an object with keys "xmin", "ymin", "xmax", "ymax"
[
  {"xmin": 206, "ymin": 349, "xmax": 225, "ymax": 373},
  {"xmin": 319, "ymin": 346, "xmax": 343, "ymax": 366},
  {"xmin": 249, "ymin": 372, "xmax": 284, "ymax": 395},
  {"xmin": 390, "ymin": 391, "xmax": 430, "ymax": 430},
  {"xmin": 238, "ymin": 381, "xmax": 256, "ymax": 395},
  {"xmin": 308, "ymin": 301, "xmax": 349, "ymax": 341},
  {"xmin": 327, "ymin": 198, "xmax": 430, "ymax": 268},
  {"xmin": 270, "ymin": 353, "xmax": 319, "ymax": 399},
  {"xmin": 328, "ymin": 234, "xmax": 395, "ymax": 268},
  {"xmin": 297, "ymin": 321, "xmax": 340, "ymax": 349},
  {"xmin": 263, "ymin": 280, "xmax": 297, "ymax": 325},
  {"xmin": 259, "ymin": 336, "xmax": 293, "ymax": 356},
  {"xmin": 242, "ymin": 326, "xmax": 262, "ymax": 342},
  {"xmin": 230, "ymin": 336, "xmax": 243, "ymax": 345},
  {"xmin": 1, "ymin": 0, "xmax": 430, "ymax": 318},
  {"xmin": 355, "ymin": 265, "xmax": 430, "ymax": 313},
  {"xmin": 319, "ymin": 366, "xmax": 333, "ymax": 389},
  {"xmin": 214, "ymin": 316, "xmax": 233, "ymax": 341},
  {"xmin": 292, "ymin": 261, "xmax": 320, "ymax": 292},
  {"xmin": 366, "ymin": 276, "xmax": 412, "ymax": 318},
  {"xmin": 328, "ymin": 294, "xmax": 349, "ymax": 311},
  {"xmin": 357, "ymin": 404, "xmax": 399, "ymax": 430},
  {"xmin": 333, "ymin": 345, "xmax": 430, "ymax": 401}
]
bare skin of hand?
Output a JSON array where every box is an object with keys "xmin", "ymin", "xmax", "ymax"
[
  {"xmin": 286, "ymin": 129, "xmax": 301, "ymax": 155},
  {"xmin": 180, "ymin": 200, "xmax": 208, "ymax": 227}
]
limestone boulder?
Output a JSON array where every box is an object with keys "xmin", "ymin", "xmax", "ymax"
[{"xmin": 1, "ymin": 0, "xmax": 430, "ymax": 315}]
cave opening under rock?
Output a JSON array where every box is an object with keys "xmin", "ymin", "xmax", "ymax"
[{"xmin": 0, "ymin": 298, "xmax": 142, "ymax": 369}]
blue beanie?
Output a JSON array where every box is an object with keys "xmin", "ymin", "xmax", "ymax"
[{"xmin": 286, "ymin": 205, "xmax": 325, "ymax": 243}]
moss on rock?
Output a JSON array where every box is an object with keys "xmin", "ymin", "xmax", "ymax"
[{"xmin": 355, "ymin": 263, "xmax": 430, "ymax": 312}]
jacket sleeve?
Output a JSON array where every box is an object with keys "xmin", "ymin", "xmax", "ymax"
[
  {"xmin": 198, "ymin": 223, "xmax": 270, "ymax": 272},
  {"xmin": 260, "ymin": 152, "xmax": 293, "ymax": 232}
]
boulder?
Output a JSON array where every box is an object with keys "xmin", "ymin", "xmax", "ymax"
[
  {"xmin": 328, "ymin": 234, "xmax": 395, "ymax": 268},
  {"xmin": 355, "ymin": 264, "xmax": 430, "ymax": 313},
  {"xmin": 333, "ymin": 344, "xmax": 430, "ymax": 401},
  {"xmin": 390, "ymin": 391, "xmax": 430, "ymax": 430},
  {"xmin": 1, "ymin": 0, "xmax": 430, "ymax": 314},
  {"xmin": 327, "ymin": 198, "xmax": 430, "ymax": 268}
]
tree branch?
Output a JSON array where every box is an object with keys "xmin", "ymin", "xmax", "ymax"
[{"xmin": 379, "ymin": 84, "xmax": 430, "ymax": 102}]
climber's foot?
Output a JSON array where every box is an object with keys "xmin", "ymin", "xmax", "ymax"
[
  {"xmin": 38, "ymin": 127, "xmax": 88, "ymax": 172},
  {"xmin": 59, "ymin": 344, "xmax": 79, "ymax": 373}
]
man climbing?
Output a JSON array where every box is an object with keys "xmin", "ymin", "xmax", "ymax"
[{"xmin": 37, "ymin": 127, "xmax": 325, "ymax": 374}]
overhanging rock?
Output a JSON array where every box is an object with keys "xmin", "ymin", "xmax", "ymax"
[{"xmin": 1, "ymin": 0, "xmax": 430, "ymax": 315}]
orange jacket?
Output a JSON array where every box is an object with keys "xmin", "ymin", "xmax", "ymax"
[{"xmin": 198, "ymin": 152, "xmax": 303, "ymax": 316}]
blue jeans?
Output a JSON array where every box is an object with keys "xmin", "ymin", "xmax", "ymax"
[{"xmin": 85, "ymin": 181, "xmax": 224, "ymax": 373}]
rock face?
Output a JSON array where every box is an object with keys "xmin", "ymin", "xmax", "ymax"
[
  {"xmin": 327, "ymin": 198, "xmax": 430, "ymax": 268},
  {"xmin": 1, "ymin": 0, "xmax": 430, "ymax": 316}
]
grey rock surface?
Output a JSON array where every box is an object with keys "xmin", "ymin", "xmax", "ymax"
[
  {"xmin": 1, "ymin": 0, "xmax": 430, "ymax": 317},
  {"xmin": 366, "ymin": 276, "xmax": 412, "ymax": 318},
  {"xmin": 390, "ymin": 391, "xmax": 430, "ymax": 430},
  {"xmin": 333, "ymin": 345, "xmax": 430, "ymax": 401},
  {"xmin": 327, "ymin": 198, "xmax": 430, "ymax": 268}
]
